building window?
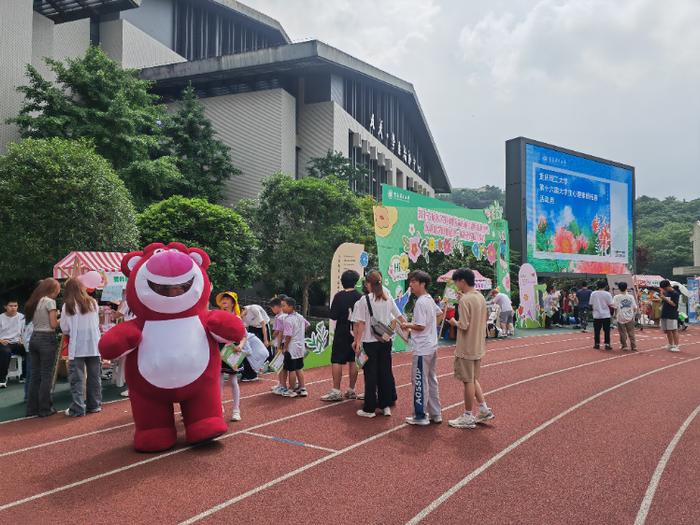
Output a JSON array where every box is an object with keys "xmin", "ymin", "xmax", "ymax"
[
  {"xmin": 173, "ymin": 0, "xmax": 275, "ymax": 61},
  {"xmin": 342, "ymin": 77, "xmax": 427, "ymax": 184},
  {"xmin": 90, "ymin": 17, "xmax": 100, "ymax": 46}
]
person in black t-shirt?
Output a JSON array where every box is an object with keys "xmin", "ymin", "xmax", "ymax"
[
  {"xmin": 321, "ymin": 270, "xmax": 363, "ymax": 402},
  {"xmin": 576, "ymin": 282, "xmax": 593, "ymax": 332},
  {"xmin": 659, "ymin": 280, "xmax": 681, "ymax": 352}
]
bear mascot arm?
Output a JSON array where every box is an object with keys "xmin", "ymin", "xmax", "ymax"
[
  {"xmin": 205, "ymin": 309, "xmax": 246, "ymax": 344},
  {"xmin": 99, "ymin": 319, "xmax": 142, "ymax": 360}
]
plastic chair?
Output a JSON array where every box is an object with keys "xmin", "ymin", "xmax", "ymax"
[{"xmin": 7, "ymin": 354, "xmax": 23, "ymax": 382}]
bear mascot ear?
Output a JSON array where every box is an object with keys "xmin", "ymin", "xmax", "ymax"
[
  {"xmin": 121, "ymin": 251, "xmax": 144, "ymax": 277},
  {"xmin": 188, "ymin": 247, "xmax": 210, "ymax": 270}
]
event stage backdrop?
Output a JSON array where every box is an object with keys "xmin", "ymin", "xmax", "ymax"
[
  {"xmin": 506, "ymin": 138, "xmax": 635, "ymax": 275},
  {"xmin": 375, "ymin": 184, "xmax": 510, "ymax": 306}
]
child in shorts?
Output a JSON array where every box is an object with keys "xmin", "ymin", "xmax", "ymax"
[
  {"xmin": 280, "ymin": 297, "xmax": 309, "ymax": 398},
  {"xmin": 269, "ymin": 296, "xmax": 288, "ymax": 395}
]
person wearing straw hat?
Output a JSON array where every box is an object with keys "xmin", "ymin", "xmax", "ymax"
[{"xmin": 216, "ymin": 291, "xmax": 258, "ymax": 381}]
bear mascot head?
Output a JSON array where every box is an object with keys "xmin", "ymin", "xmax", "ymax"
[
  {"xmin": 100, "ymin": 242, "xmax": 245, "ymax": 452},
  {"xmin": 121, "ymin": 242, "xmax": 211, "ymax": 321}
]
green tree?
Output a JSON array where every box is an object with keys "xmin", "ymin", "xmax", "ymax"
[
  {"xmin": 248, "ymin": 173, "xmax": 375, "ymax": 315},
  {"xmin": 137, "ymin": 196, "xmax": 258, "ymax": 291},
  {"xmin": 307, "ymin": 150, "xmax": 372, "ymax": 195},
  {"xmin": 10, "ymin": 46, "xmax": 165, "ymax": 171},
  {"xmin": 437, "ymin": 186, "xmax": 505, "ymax": 209},
  {"xmin": 0, "ymin": 138, "xmax": 139, "ymax": 287},
  {"xmin": 634, "ymin": 195, "xmax": 699, "ymax": 277},
  {"xmin": 163, "ymin": 85, "xmax": 240, "ymax": 202},
  {"xmin": 119, "ymin": 156, "xmax": 184, "ymax": 210}
]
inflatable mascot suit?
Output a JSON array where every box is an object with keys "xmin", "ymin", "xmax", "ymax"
[{"xmin": 99, "ymin": 242, "xmax": 246, "ymax": 452}]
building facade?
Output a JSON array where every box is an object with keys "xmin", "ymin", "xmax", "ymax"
[{"xmin": 1, "ymin": 0, "xmax": 451, "ymax": 204}]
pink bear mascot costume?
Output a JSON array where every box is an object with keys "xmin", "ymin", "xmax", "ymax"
[{"xmin": 99, "ymin": 242, "xmax": 246, "ymax": 452}]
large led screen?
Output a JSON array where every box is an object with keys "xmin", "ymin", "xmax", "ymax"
[{"xmin": 524, "ymin": 143, "xmax": 634, "ymax": 274}]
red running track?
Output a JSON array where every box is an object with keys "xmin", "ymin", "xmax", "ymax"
[{"xmin": 0, "ymin": 329, "xmax": 697, "ymax": 524}]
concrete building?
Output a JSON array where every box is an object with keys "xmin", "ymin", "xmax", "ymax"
[{"xmin": 1, "ymin": 0, "xmax": 450, "ymax": 204}]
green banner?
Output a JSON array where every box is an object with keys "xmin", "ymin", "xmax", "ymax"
[{"xmin": 375, "ymin": 184, "xmax": 511, "ymax": 309}]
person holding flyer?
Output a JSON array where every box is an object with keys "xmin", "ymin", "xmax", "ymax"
[
  {"xmin": 216, "ymin": 291, "xmax": 243, "ymax": 421},
  {"xmin": 351, "ymin": 270, "xmax": 406, "ymax": 418},
  {"xmin": 446, "ymin": 268, "xmax": 495, "ymax": 429},
  {"xmin": 268, "ymin": 296, "xmax": 288, "ymax": 395},
  {"xmin": 280, "ymin": 297, "xmax": 309, "ymax": 398},
  {"xmin": 401, "ymin": 270, "xmax": 444, "ymax": 426},
  {"xmin": 321, "ymin": 270, "xmax": 363, "ymax": 402}
]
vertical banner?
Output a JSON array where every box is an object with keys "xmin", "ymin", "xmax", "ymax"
[
  {"xmin": 304, "ymin": 242, "xmax": 365, "ymax": 370},
  {"xmin": 330, "ymin": 243, "xmax": 366, "ymax": 306},
  {"xmin": 374, "ymin": 185, "xmax": 510, "ymax": 349},
  {"xmin": 516, "ymin": 263, "xmax": 541, "ymax": 328},
  {"xmin": 688, "ymin": 278, "xmax": 699, "ymax": 324}
]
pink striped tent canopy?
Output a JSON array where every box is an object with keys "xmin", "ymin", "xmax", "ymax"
[{"xmin": 53, "ymin": 251, "xmax": 128, "ymax": 280}]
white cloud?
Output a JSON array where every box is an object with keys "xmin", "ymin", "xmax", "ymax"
[
  {"xmin": 245, "ymin": 0, "xmax": 700, "ymax": 199},
  {"xmin": 558, "ymin": 205, "xmax": 575, "ymax": 228},
  {"xmin": 250, "ymin": 0, "xmax": 441, "ymax": 72}
]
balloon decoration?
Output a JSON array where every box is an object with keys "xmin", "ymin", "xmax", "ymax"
[{"xmin": 78, "ymin": 270, "xmax": 104, "ymax": 290}]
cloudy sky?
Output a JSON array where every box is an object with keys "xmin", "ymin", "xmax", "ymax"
[{"xmin": 251, "ymin": 0, "xmax": 699, "ymax": 199}]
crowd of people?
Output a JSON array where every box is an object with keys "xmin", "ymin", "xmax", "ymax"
[
  {"xmin": 539, "ymin": 279, "xmax": 684, "ymax": 353},
  {"xmin": 1, "ymin": 267, "xmax": 688, "ymax": 431}
]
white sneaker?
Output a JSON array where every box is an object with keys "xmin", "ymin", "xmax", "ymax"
[
  {"xmin": 405, "ymin": 415, "xmax": 430, "ymax": 426},
  {"xmin": 669, "ymin": 345, "xmax": 680, "ymax": 353},
  {"xmin": 344, "ymin": 389, "xmax": 358, "ymax": 400},
  {"xmin": 271, "ymin": 385, "xmax": 286, "ymax": 395},
  {"xmin": 382, "ymin": 407, "xmax": 392, "ymax": 416},
  {"xmin": 281, "ymin": 388, "xmax": 297, "ymax": 398},
  {"xmin": 448, "ymin": 413, "xmax": 477, "ymax": 429},
  {"xmin": 230, "ymin": 410, "xmax": 241, "ymax": 421},
  {"xmin": 0, "ymin": 382, "xmax": 7, "ymax": 389},
  {"xmin": 430, "ymin": 415, "xmax": 443, "ymax": 424},
  {"xmin": 296, "ymin": 388, "xmax": 308, "ymax": 397},
  {"xmin": 321, "ymin": 389, "xmax": 343, "ymax": 402},
  {"xmin": 120, "ymin": 389, "xmax": 129, "ymax": 397},
  {"xmin": 476, "ymin": 408, "xmax": 495, "ymax": 423},
  {"xmin": 356, "ymin": 409, "xmax": 376, "ymax": 418}
]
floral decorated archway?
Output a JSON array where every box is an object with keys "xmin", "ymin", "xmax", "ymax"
[{"xmin": 374, "ymin": 185, "xmax": 510, "ymax": 302}]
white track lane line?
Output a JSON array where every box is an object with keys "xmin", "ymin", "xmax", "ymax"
[
  {"xmin": 633, "ymin": 402, "xmax": 700, "ymax": 525},
  {"xmin": 0, "ymin": 334, "xmax": 617, "ymax": 428},
  {"xmin": 0, "ymin": 342, "xmax": 656, "ymax": 510},
  {"xmin": 0, "ymin": 341, "xmax": 595, "ymax": 458},
  {"xmin": 0, "ymin": 340, "xmax": 678, "ymax": 514},
  {"xmin": 242, "ymin": 431, "xmax": 339, "ymax": 453},
  {"xmin": 176, "ymin": 342, "xmax": 690, "ymax": 524},
  {"xmin": 405, "ymin": 356, "xmax": 700, "ymax": 525}
]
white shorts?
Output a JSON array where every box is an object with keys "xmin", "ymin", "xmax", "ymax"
[{"xmin": 660, "ymin": 319, "xmax": 678, "ymax": 331}]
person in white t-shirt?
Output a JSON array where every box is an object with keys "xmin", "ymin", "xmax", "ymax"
[
  {"xmin": 488, "ymin": 288, "xmax": 514, "ymax": 336},
  {"xmin": 240, "ymin": 304, "xmax": 270, "ymax": 347},
  {"xmin": 401, "ymin": 270, "xmax": 444, "ymax": 426},
  {"xmin": 351, "ymin": 270, "xmax": 407, "ymax": 418},
  {"xmin": 613, "ymin": 282, "xmax": 638, "ymax": 351},
  {"xmin": 590, "ymin": 281, "xmax": 614, "ymax": 350},
  {"xmin": 60, "ymin": 278, "xmax": 102, "ymax": 417},
  {"xmin": 268, "ymin": 296, "xmax": 289, "ymax": 395},
  {"xmin": 280, "ymin": 297, "xmax": 309, "ymax": 398},
  {"xmin": 0, "ymin": 299, "xmax": 26, "ymax": 387}
]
